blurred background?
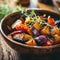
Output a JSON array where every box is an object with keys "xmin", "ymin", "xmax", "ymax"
[
  {"xmin": 0, "ymin": 0, "xmax": 60, "ymax": 21},
  {"xmin": 0, "ymin": 0, "xmax": 60, "ymax": 8}
]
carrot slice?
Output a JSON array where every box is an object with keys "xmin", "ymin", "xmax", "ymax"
[
  {"xmin": 33, "ymin": 22, "xmax": 41, "ymax": 30},
  {"xmin": 41, "ymin": 26, "xmax": 50, "ymax": 35},
  {"xmin": 48, "ymin": 16, "xmax": 55, "ymax": 26}
]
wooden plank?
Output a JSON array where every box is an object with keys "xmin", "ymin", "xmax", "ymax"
[
  {"xmin": 0, "ymin": 33, "xmax": 19, "ymax": 60},
  {"xmin": 37, "ymin": 2, "xmax": 54, "ymax": 11},
  {"xmin": 37, "ymin": 2, "xmax": 60, "ymax": 14}
]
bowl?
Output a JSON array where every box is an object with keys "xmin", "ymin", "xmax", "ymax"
[{"xmin": 0, "ymin": 9, "xmax": 60, "ymax": 55}]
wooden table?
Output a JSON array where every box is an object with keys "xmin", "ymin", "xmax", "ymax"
[
  {"xmin": 0, "ymin": 1, "xmax": 60, "ymax": 60},
  {"xmin": 0, "ymin": 33, "xmax": 19, "ymax": 60},
  {"xmin": 37, "ymin": 2, "xmax": 60, "ymax": 14}
]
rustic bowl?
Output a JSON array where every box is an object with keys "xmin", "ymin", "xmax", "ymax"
[{"xmin": 0, "ymin": 9, "xmax": 60, "ymax": 55}]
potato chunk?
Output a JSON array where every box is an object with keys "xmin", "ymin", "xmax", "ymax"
[
  {"xmin": 23, "ymin": 33, "xmax": 33, "ymax": 41},
  {"xmin": 54, "ymin": 34, "xmax": 60, "ymax": 43},
  {"xmin": 41, "ymin": 26, "xmax": 50, "ymax": 35},
  {"xmin": 51, "ymin": 27, "xmax": 60, "ymax": 35},
  {"xmin": 25, "ymin": 39, "xmax": 37, "ymax": 46}
]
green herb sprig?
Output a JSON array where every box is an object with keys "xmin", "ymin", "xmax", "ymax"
[{"xmin": 0, "ymin": 2, "xmax": 13, "ymax": 20}]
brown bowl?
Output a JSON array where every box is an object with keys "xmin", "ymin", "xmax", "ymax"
[{"xmin": 0, "ymin": 9, "xmax": 60, "ymax": 55}]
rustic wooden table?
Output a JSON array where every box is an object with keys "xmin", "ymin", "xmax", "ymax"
[
  {"xmin": 0, "ymin": 0, "xmax": 60, "ymax": 60},
  {"xmin": 37, "ymin": 2, "xmax": 60, "ymax": 14},
  {"xmin": 0, "ymin": 33, "xmax": 19, "ymax": 60}
]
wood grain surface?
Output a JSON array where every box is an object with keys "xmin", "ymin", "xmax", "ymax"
[
  {"xmin": 0, "ymin": 33, "xmax": 19, "ymax": 60},
  {"xmin": 37, "ymin": 2, "xmax": 60, "ymax": 14}
]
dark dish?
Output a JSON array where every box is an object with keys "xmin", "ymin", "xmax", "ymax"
[
  {"xmin": 7, "ymin": 10, "xmax": 60, "ymax": 46},
  {"xmin": 1, "ymin": 9, "xmax": 60, "ymax": 54}
]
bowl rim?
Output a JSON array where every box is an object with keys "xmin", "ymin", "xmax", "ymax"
[{"xmin": 0, "ymin": 9, "xmax": 60, "ymax": 49}]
